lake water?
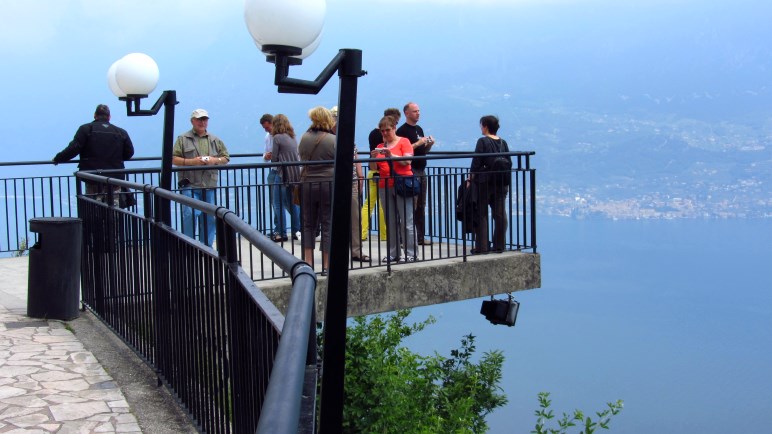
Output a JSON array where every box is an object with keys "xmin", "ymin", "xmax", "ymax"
[{"xmin": 404, "ymin": 216, "xmax": 772, "ymax": 433}]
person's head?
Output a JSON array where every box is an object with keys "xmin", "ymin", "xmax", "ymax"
[
  {"xmin": 307, "ymin": 106, "xmax": 335, "ymax": 132},
  {"xmin": 271, "ymin": 114, "xmax": 295, "ymax": 139},
  {"xmin": 480, "ymin": 115, "xmax": 500, "ymax": 135},
  {"xmin": 330, "ymin": 106, "xmax": 339, "ymax": 133},
  {"xmin": 378, "ymin": 116, "xmax": 397, "ymax": 141},
  {"xmin": 384, "ymin": 107, "xmax": 401, "ymax": 126},
  {"xmin": 403, "ymin": 102, "xmax": 420, "ymax": 125},
  {"xmin": 259, "ymin": 113, "xmax": 273, "ymax": 133},
  {"xmin": 94, "ymin": 104, "xmax": 110, "ymax": 121},
  {"xmin": 190, "ymin": 108, "xmax": 209, "ymax": 135}
]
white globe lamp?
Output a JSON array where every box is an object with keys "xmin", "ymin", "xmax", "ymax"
[
  {"xmin": 113, "ymin": 53, "xmax": 160, "ymax": 96},
  {"xmin": 244, "ymin": 0, "xmax": 325, "ymax": 52},
  {"xmin": 107, "ymin": 61, "xmax": 126, "ymax": 98}
]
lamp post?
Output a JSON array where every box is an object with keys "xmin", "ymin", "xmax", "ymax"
[
  {"xmin": 108, "ymin": 53, "xmax": 177, "ymax": 225},
  {"xmin": 245, "ymin": 0, "xmax": 365, "ymax": 431}
]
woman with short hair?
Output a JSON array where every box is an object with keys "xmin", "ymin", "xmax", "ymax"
[
  {"xmin": 372, "ymin": 116, "xmax": 417, "ymax": 263},
  {"xmin": 298, "ymin": 106, "xmax": 336, "ymax": 272},
  {"xmin": 469, "ymin": 115, "xmax": 511, "ymax": 253}
]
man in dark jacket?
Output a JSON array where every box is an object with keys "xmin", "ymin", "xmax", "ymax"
[{"xmin": 53, "ymin": 104, "xmax": 134, "ymax": 201}]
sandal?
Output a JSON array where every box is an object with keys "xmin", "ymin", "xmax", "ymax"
[
  {"xmin": 352, "ymin": 255, "xmax": 371, "ymax": 262},
  {"xmin": 270, "ymin": 233, "xmax": 285, "ymax": 242}
]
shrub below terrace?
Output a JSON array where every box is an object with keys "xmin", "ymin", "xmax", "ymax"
[{"xmin": 319, "ymin": 309, "xmax": 507, "ymax": 433}]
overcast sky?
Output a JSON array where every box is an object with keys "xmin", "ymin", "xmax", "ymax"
[{"xmin": 1, "ymin": 0, "xmax": 769, "ymax": 162}]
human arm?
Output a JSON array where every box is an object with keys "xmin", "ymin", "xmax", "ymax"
[
  {"xmin": 354, "ymin": 149, "xmax": 364, "ymax": 192},
  {"xmin": 212, "ymin": 138, "xmax": 230, "ymax": 165},
  {"xmin": 53, "ymin": 124, "xmax": 89, "ymax": 163},
  {"xmin": 412, "ymin": 136, "xmax": 434, "ymax": 152},
  {"xmin": 469, "ymin": 137, "xmax": 488, "ymax": 181},
  {"xmin": 121, "ymin": 127, "xmax": 135, "ymax": 161},
  {"xmin": 398, "ymin": 138, "xmax": 413, "ymax": 166}
]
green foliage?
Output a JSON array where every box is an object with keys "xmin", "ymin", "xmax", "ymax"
[
  {"xmin": 532, "ymin": 392, "xmax": 624, "ymax": 434},
  {"xmin": 13, "ymin": 237, "xmax": 28, "ymax": 257},
  {"xmin": 332, "ymin": 309, "xmax": 507, "ymax": 434}
]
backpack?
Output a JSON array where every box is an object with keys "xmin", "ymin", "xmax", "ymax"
[{"xmin": 486, "ymin": 138, "xmax": 512, "ymax": 178}]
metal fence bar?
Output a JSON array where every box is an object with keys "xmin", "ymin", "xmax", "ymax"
[{"xmin": 76, "ymin": 173, "xmax": 317, "ymax": 433}]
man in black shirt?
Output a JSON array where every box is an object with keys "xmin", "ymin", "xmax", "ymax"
[
  {"xmin": 53, "ymin": 104, "xmax": 134, "ymax": 202},
  {"xmin": 396, "ymin": 102, "xmax": 434, "ymax": 245}
]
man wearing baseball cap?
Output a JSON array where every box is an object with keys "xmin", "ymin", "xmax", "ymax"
[{"xmin": 172, "ymin": 108, "xmax": 230, "ymax": 246}]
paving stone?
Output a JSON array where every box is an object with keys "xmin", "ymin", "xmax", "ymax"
[
  {"xmin": 0, "ymin": 386, "xmax": 27, "ymax": 399},
  {"xmin": 41, "ymin": 378, "xmax": 91, "ymax": 392},
  {"xmin": 0, "ymin": 366, "xmax": 39, "ymax": 377},
  {"xmin": 116, "ymin": 421, "xmax": 142, "ymax": 432},
  {"xmin": 5, "ymin": 412, "xmax": 50, "ymax": 427},
  {"xmin": 0, "ymin": 394, "xmax": 48, "ymax": 407},
  {"xmin": 50, "ymin": 401, "xmax": 111, "ymax": 421},
  {"xmin": 94, "ymin": 421, "xmax": 115, "ymax": 432},
  {"xmin": 0, "ymin": 404, "xmax": 38, "ymax": 419},
  {"xmin": 57, "ymin": 420, "xmax": 100, "ymax": 433},
  {"xmin": 31, "ymin": 371, "xmax": 81, "ymax": 382}
]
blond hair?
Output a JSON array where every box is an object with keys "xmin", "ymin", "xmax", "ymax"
[{"xmin": 307, "ymin": 106, "xmax": 335, "ymax": 132}]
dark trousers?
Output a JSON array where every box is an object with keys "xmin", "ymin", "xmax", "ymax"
[
  {"xmin": 474, "ymin": 181, "xmax": 508, "ymax": 252},
  {"xmin": 412, "ymin": 167, "xmax": 428, "ymax": 241}
]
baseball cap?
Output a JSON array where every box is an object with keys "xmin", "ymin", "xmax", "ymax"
[{"xmin": 191, "ymin": 109, "xmax": 209, "ymax": 119}]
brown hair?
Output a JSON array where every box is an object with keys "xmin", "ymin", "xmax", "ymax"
[
  {"xmin": 384, "ymin": 107, "xmax": 400, "ymax": 119},
  {"xmin": 378, "ymin": 116, "xmax": 396, "ymax": 130},
  {"xmin": 271, "ymin": 114, "xmax": 295, "ymax": 139},
  {"xmin": 259, "ymin": 113, "xmax": 273, "ymax": 124}
]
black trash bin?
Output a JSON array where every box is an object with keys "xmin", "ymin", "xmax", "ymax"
[{"xmin": 27, "ymin": 217, "xmax": 82, "ymax": 320}]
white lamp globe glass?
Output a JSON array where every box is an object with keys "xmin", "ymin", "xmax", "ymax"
[
  {"xmin": 107, "ymin": 60, "xmax": 127, "ymax": 98},
  {"xmin": 244, "ymin": 0, "xmax": 325, "ymax": 50},
  {"xmin": 295, "ymin": 30, "xmax": 322, "ymax": 59},
  {"xmin": 115, "ymin": 53, "xmax": 159, "ymax": 96}
]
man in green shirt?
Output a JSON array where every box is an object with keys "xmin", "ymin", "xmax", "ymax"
[{"xmin": 172, "ymin": 109, "xmax": 230, "ymax": 246}]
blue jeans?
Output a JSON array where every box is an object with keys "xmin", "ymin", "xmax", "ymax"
[
  {"xmin": 268, "ymin": 169, "xmax": 283, "ymax": 234},
  {"xmin": 181, "ymin": 188, "xmax": 216, "ymax": 246},
  {"xmin": 277, "ymin": 180, "xmax": 301, "ymax": 235}
]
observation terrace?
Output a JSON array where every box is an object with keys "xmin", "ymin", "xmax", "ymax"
[{"xmin": 0, "ymin": 151, "xmax": 539, "ymax": 432}]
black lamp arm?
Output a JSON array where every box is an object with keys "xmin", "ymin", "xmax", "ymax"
[
  {"xmin": 265, "ymin": 45, "xmax": 357, "ymax": 94},
  {"xmin": 120, "ymin": 91, "xmax": 175, "ymax": 117}
]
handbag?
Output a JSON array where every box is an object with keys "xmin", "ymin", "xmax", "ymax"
[
  {"xmin": 292, "ymin": 184, "xmax": 301, "ymax": 206},
  {"xmin": 395, "ymin": 175, "xmax": 421, "ymax": 197}
]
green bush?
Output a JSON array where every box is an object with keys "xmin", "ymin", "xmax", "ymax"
[
  {"xmin": 532, "ymin": 392, "xmax": 624, "ymax": 434},
  {"xmin": 330, "ymin": 309, "xmax": 507, "ymax": 433}
]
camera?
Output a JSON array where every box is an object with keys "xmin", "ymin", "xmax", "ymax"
[{"xmin": 178, "ymin": 178, "xmax": 191, "ymax": 188}]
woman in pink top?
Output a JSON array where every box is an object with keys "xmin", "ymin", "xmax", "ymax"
[{"xmin": 372, "ymin": 116, "xmax": 417, "ymax": 263}]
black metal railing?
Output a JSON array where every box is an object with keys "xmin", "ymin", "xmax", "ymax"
[
  {"xmin": 1, "ymin": 150, "xmax": 536, "ymax": 433},
  {"xmin": 77, "ymin": 172, "xmax": 318, "ymax": 433},
  {"xmin": 1, "ymin": 152, "xmax": 537, "ymax": 267}
]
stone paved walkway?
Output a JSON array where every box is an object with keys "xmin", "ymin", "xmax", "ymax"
[
  {"xmin": 0, "ymin": 306, "xmax": 141, "ymax": 433},
  {"xmin": 0, "ymin": 256, "xmax": 142, "ymax": 433}
]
